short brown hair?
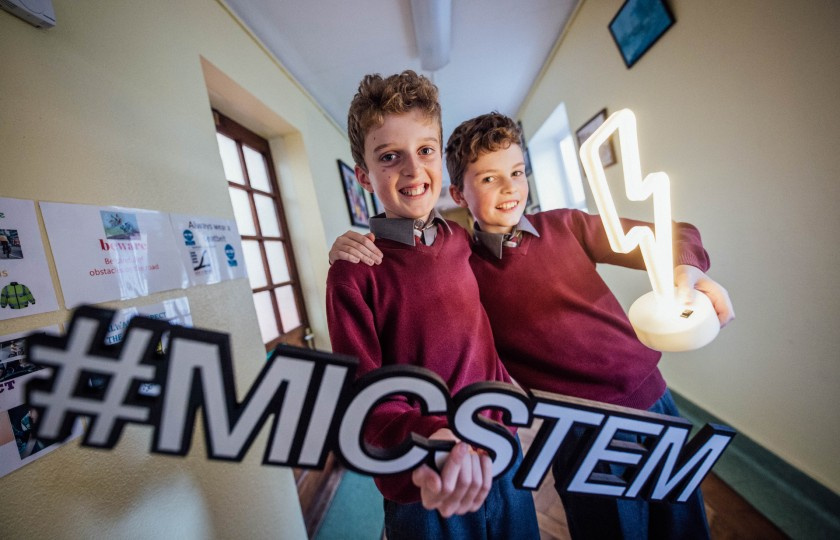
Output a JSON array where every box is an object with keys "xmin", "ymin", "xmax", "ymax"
[
  {"xmin": 347, "ymin": 70, "xmax": 442, "ymax": 170},
  {"xmin": 446, "ymin": 112, "xmax": 522, "ymax": 190}
]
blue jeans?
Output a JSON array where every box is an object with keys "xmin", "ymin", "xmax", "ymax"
[
  {"xmin": 384, "ymin": 435, "xmax": 539, "ymax": 540},
  {"xmin": 552, "ymin": 389, "xmax": 711, "ymax": 540}
]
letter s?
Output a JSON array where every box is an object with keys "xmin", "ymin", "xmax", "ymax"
[{"xmin": 451, "ymin": 382, "xmax": 531, "ymax": 478}]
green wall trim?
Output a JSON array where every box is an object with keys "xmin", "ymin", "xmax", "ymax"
[{"xmin": 672, "ymin": 392, "xmax": 840, "ymax": 539}]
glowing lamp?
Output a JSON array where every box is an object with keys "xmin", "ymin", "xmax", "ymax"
[{"xmin": 578, "ymin": 109, "xmax": 719, "ymax": 352}]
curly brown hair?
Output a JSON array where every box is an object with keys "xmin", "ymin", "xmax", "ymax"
[
  {"xmin": 347, "ymin": 70, "xmax": 442, "ymax": 170},
  {"xmin": 445, "ymin": 112, "xmax": 522, "ymax": 190}
]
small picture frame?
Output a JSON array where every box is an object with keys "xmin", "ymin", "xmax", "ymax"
[
  {"xmin": 371, "ymin": 193, "xmax": 386, "ymax": 217},
  {"xmin": 609, "ymin": 0, "xmax": 675, "ymax": 69},
  {"xmin": 517, "ymin": 121, "xmax": 533, "ymax": 177},
  {"xmin": 576, "ymin": 109, "xmax": 617, "ymax": 168},
  {"xmin": 337, "ymin": 159, "xmax": 370, "ymax": 228}
]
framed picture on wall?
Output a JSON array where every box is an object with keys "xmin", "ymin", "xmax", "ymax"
[
  {"xmin": 371, "ymin": 193, "xmax": 386, "ymax": 216},
  {"xmin": 609, "ymin": 0, "xmax": 676, "ymax": 69},
  {"xmin": 337, "ymin": 159, "xmax": 370, "ymax": 228},
  {"xmin": 517, "ymin": 121, "xmax": 533, "ymax": 177},
  {"xmin": 576, "ymin": 109, "xmax": 617, "ymax": 168}
]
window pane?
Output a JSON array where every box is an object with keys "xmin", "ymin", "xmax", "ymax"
[
  {"xmin": 253, "ymin": 290, "xmax": 279, "ymax": 343},
  {"xmin": 275, "ymin": 285, "xmax": 301, "ymax": 333},
  {"xmin": 241, "ymin": 240, "xmax": 268, "ymax": 289},
  {"xmin": 254, "ymin": 194, "xmax": 281, "ymax": 237},
  {"xmin": 243, "ymin": 145, "xmax": 271, "ymax": 193},
  {"xmin": 216, "ymin": 134, "xmax": 245, "ymax": 184},
  {"xmin": 265, "ymin": 241, "xmax": 291, "ymax": 284},
  {"xmin": 228, "ymin": 187, "xmax": 256, "ymax": 236}
]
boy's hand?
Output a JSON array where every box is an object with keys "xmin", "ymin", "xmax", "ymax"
[
  {"xmin": 411, "ymin": 428, "xmax": 493, "ymax": 517},
  {"xmin": 329, "ymin": 231, "xmax": 383, "ymax": 266},
  {"xmin": 674, "ymin": 265, "xmax": 735, "ymax": 327}
]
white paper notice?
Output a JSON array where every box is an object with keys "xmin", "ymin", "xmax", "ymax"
[
  {"xmin": 104, "ymin": 297, "xmax": 192, "ymax": 397},
  {"xmin": 40, "ymin": 202, "xmax": 188, "ymax": 308},
  {"xmin": 136, "ymin": 296, "xmax": 192, "ymax": 328},
  {"xmin": 0, "ymin": 198, "xmax": 60, "ymax": 320},
  {"xmin": 104, "ymin": 297, "xmax": 192, "ymax": 347},
  {"xmin": 0, "ymin": 326, "xmax": 84, "ymax": 478},
  {"xmin": 169, "ymin": 214, "xmax": 248, "ymax": 286}
]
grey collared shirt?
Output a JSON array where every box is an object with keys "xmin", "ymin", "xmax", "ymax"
[
  {"xmin": 370, "ymin": 209, "xmax": 452, "ymax": 246},
  {"xmin": 474, "ymin": 216, "xmax": 540, "ymax": 259}
]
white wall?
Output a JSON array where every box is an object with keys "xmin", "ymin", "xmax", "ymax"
[
  {"xmin": 0, "ymin": 0, "xmax": 355, "ymax": 537},
  {"xmin": 520, "ymin": 0, "xmax": 840, "ymax": 493}
]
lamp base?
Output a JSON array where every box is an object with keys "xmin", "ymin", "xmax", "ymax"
[{"xmin": 628, "ymin": 290, "xmax": 720, "ymax": 352}]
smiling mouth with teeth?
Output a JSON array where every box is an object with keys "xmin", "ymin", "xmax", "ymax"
[
  {"xmin": 496, "ymin": 201, "xmax": 519, "ymax": 210},
  {"xmin": 400, "ymin": 184, "xmax": 428, "ymax": 197}
]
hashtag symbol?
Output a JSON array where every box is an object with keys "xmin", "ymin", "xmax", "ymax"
[{"xmin": 25, "ymin": 306, "xmax": 164, "ymax": 448}]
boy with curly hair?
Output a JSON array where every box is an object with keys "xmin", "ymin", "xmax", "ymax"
[{"xmin": 327, "ymin": 75, "xmax": 539, "ymax": 539}]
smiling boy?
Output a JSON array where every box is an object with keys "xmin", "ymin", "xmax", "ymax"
[
  {"xmin": 333, "ymin": 112, "xmax": 734, "ymax": 538},
  {"xmin": 326, "ymin": 75, "xmax": 538, "ymax": 539}
]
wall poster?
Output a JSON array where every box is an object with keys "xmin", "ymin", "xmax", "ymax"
[
  {"xmin": 0, "ymin": 326, "xmax": 84, "ymax": 478},
  {"xmin": 168, "ymin": 214, "xmax": 247, "ymax": 286},
  {"xmin": 39, "ymin": 202, "xmax": 188, "ymax": 308},
  {"xmin": 0, "ymin": 198, "xmax": 60, "ymax": 320}
]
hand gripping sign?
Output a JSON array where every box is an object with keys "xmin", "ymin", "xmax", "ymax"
[{"xmin": 24, "ymin": 307, "xmax": 735, "ymax": 502}]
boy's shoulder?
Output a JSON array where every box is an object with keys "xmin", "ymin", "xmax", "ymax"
[
  {"xmin": 328, "ymin": 220, "xmax": 471, "ymax": 284},
  {"xmin": 525, "ymin": 207, "xmax": 583, "ymax": 235},
  {"xmin": 445, "ymin": 219, "xmax": 470, "ymax": 239},
  {"xmin": 327, "ymin": 255, "xmax": 376, "ymax": 290}
]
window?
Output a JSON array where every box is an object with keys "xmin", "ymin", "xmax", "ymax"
[
  {"xmin": 529, "ymin": 102, "xmax": 588, "ymax": 212},
  {"xmin": 214, "ymin": 111, "xmax": 311, "ymax": 350}
]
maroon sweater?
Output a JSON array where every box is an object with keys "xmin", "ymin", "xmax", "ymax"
[
  {"xmin": 326, "ymin": 222, "xmax": 512, "ymax": 503},
  {"xmin": 470, "ymin": 209, "xmax": 710, "ymax": 410}
]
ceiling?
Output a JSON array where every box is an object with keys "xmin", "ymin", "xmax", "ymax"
[{"xmin": 224, "ymin": 0, "xmax": 579, "ymax": 147}]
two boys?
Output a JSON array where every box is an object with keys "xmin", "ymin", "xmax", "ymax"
[
  {"xmin": 332, "ymin": 108, "xmax": 734, "ymax": 539},
  {"xmin": 326, "ymin": 72, "xmax": 539, "ymax": 539}
]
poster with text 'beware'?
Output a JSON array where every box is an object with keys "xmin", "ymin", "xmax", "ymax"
[
  {"xmin": 0, "ymin": 198, "xmax": 60, "ymax": 321},
  {"xmin": 40, "ymin": 202, "xmax": 188, "ymax": 308},
  {"xmin": 169, "ymin": 214, "xmax": 247, "ymax": 286},
  {"xmin": 0, "ymin": 326, "xmax": 84, "ymax": 478}
]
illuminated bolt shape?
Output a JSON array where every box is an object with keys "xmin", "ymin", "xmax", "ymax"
[{"xmin": 579, "ymin": 109, "xmax": 719, "ymax": 352}]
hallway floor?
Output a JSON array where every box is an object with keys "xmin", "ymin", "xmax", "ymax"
[{"xmin": 519, "ymin": 420, "xmax": 789, "ymax": 539}]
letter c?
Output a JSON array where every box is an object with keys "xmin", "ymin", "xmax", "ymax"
[{"xmin": 337, "ymin": 370, "xmax": 448, "ymax": 475}]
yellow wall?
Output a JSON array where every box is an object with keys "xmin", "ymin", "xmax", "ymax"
[
  {"xmin": 520, "ymin": 0, "xmax": 840, "ymax": 492},
  {"xmin": 0, "ymin": 0, "xmax": 354, "ymax": 537}
]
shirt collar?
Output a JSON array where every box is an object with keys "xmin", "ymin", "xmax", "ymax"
[
  {"xmin": 370, "ymin": 209, "xmax": 452, "ymax": 246},
  {"xmin": 474, "ymin": 215, "xmax": 540, "ymax": 259}
]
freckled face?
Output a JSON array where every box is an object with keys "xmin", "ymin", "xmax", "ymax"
[
  {"xmin": 356, "ymin": 110, "xmax": 442, "ymax": 220},
  {"xmin": 452, "ymin": 144, "xmax": 529, "ymax": 234}
]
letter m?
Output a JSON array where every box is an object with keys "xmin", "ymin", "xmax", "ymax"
[
  {"xmin": 151, "ymin": 327, "xmax": 354, "ymax": 467},
  {"xmin": 625, "ymin": 423, "xmax": 736, "ymax": 502}
]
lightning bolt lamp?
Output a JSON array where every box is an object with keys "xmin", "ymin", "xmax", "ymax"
[{"xmin": 579, "ymin": 109, "xmax": 719, "ymax": 352}]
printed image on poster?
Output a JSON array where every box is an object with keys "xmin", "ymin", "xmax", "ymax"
[
  {"xmin": 0, "ymin": 335, "xmax": 39, "ymax": 382},
  {"xmin": 0, "ymin": 326, "xmax": 84, "ymax": 478},
  {"xmin": 39, "ymin": 202, "xmax": 189, "ymax": 308},
  {"xmin": 0, "ymin": 198, "xmax": 60, "ymax": 321},
  {"xmin": 168, "ymin": 214, "xmax": 248, "ymax": 287}
]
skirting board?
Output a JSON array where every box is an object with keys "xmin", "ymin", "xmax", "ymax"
[{"xmin": 672, "ymin": 392, "xmax": 840, "ymax": 539}]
